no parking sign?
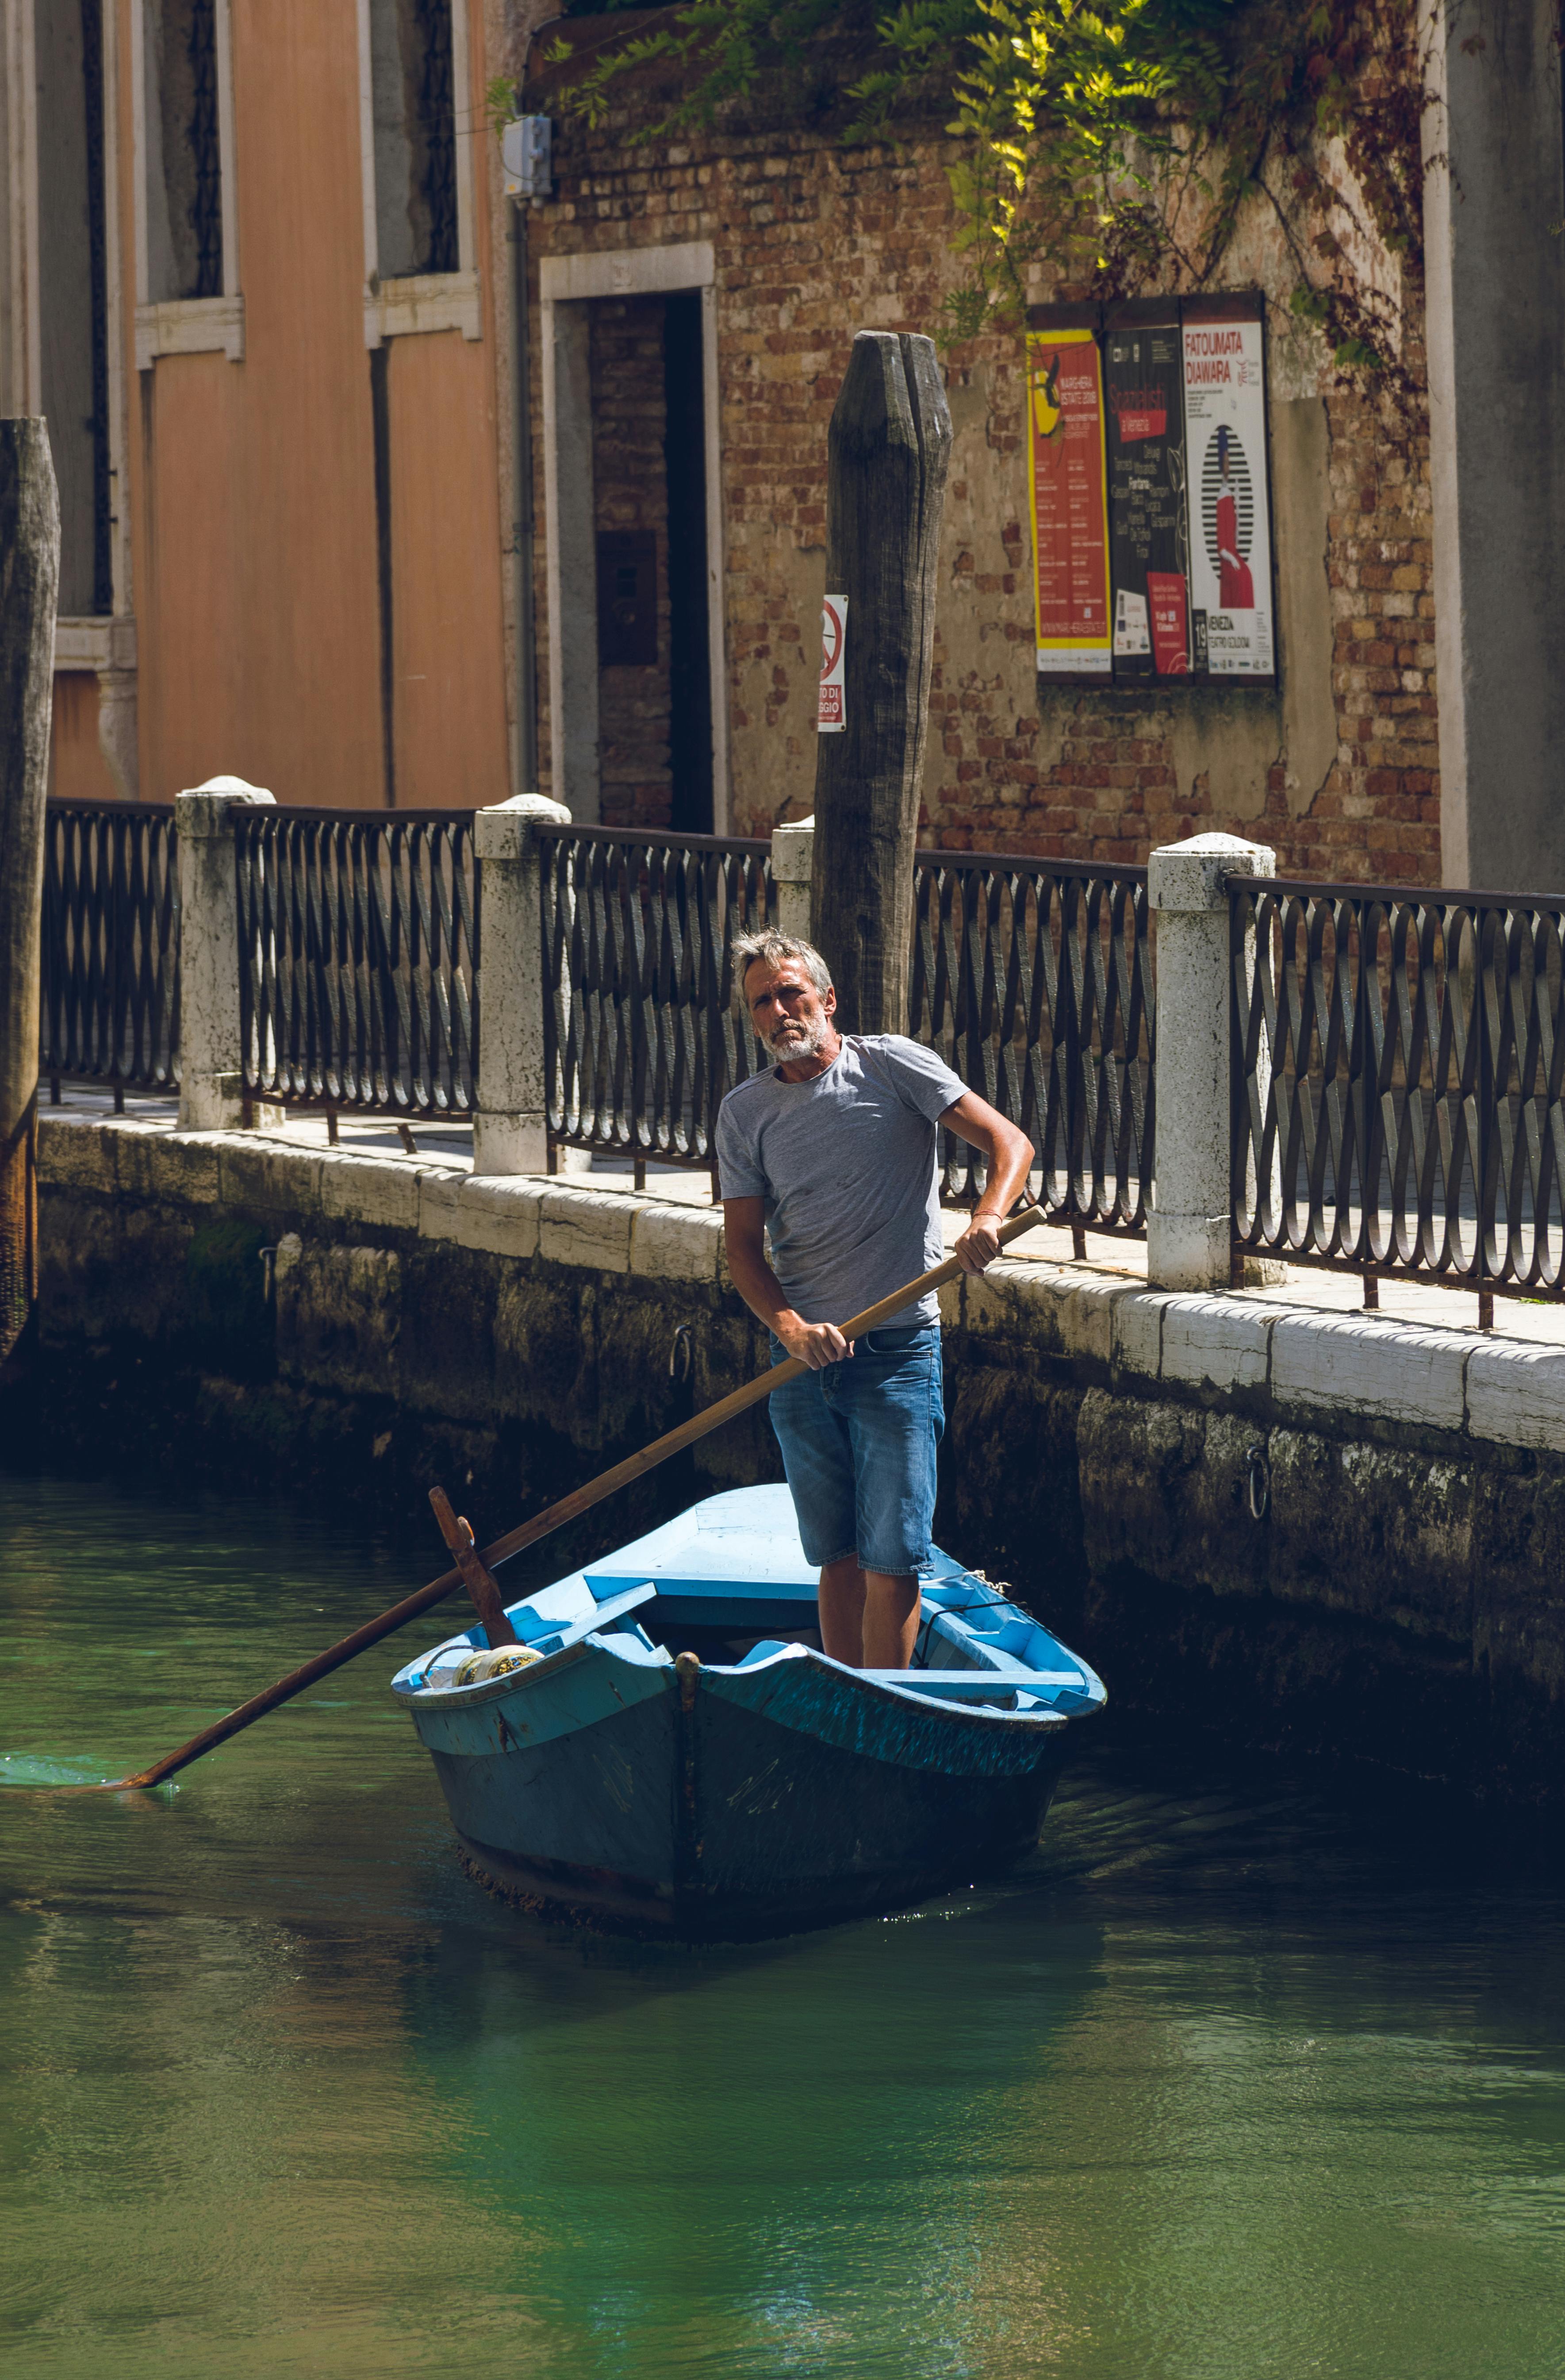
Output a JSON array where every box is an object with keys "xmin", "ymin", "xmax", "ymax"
[{"xmin": 818, "ymin": 595, "xmax": 848, "ymax": 732}]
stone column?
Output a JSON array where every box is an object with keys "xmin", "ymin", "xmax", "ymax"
[
  {"xmin": 770, "ymin": 815, "xmax": 814, "ymax": 941},
  {"xmin": 473, "ymin": 791, "xmax": 572, "ymax": 1175},
  {"xmin": 175, "ymin": 775, "xmax": 275, "ymax": 1132},
  {"xmin": 1423, "ymin": 0, "xmax": 1565, "ymax": 890},
  {"xmin": 1147, "ymin": 832, "xmax": 1274, "ymax": 1291}
]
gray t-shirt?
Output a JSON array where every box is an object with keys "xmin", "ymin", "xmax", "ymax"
[{"xmin": 715, "ymin": 1035, "xmax": 967, "ymax": 1328}]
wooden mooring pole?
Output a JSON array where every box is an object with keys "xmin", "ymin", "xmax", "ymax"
[
  {"xmin": 0, "ymin": 421, "xmax": 60, "ymax": 1373},
  {"xmin": 811, "ymin": 331, "xmax": 951, "ymax": 1034}
]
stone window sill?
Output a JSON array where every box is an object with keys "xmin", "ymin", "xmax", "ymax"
[
  {"xmin": 134, "ymin": 296, "xmax": 245, "ymax": 372},
  {"xmin": 364, "ymin": 270, "xmax": 482, "ymax": 349},
  {"xmin": 54, "ymin": 617, "xmax": 138, "ymax": 675}
]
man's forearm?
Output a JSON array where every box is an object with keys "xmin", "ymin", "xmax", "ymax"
[
  {"xmin": 722, "ymin": 1211, "xmax": 853, "ymax": 1368},
  {"xmin": 725, "ymin": 1237, "xmax": 798, "ymax": 1336},
  {"xmin": 972, "ymin": 1123, "xmax": 1034, "ymax": 1220}
]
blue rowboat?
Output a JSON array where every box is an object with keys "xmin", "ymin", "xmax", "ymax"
[{"xmin": 391, "ymin": 1484, "xmax": 1106, "ymax": 1940}]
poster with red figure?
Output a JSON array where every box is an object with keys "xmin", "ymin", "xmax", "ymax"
[
  {"xmin": 1182, "ymin": 309, "xmax": 1274, "ymax": 679},
  {"xmin": 1027, "ymin": 328, "xmax": 1112, "ymax": 676}
]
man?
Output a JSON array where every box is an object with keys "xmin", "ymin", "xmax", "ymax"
[{"xmin": 716, "ymin": 932, "xmax": 1034, "ymax": 1673}]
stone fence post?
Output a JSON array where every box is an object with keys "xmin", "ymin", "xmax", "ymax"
[
  {"xmin": 473, "ymin": 791, "xmax": 572, "ymax": 1175},
  {"xmin": 1147, "ymin": 831, "xmax": 1275, "ymax": 1292},
  {"xmin": 770, "ymin": 815, "xmax": 814, "ymax": 941},
  {"xmin": 175, "ymin": 775, "xmax": 275, "ymax": 1132}
]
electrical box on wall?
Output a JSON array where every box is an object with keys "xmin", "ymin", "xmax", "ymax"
[
  {"xmin": 597, "ymin": 532, "xmax": 658, "ymax": 667},
  {"xmin": 502, "ymin": 116, "xmax": 552, "ymax": 201}
]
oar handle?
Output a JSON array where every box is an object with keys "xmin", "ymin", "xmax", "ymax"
[{"xmin": 109, "ymin": 1200, "xmax": 1048, "ymax": 1789}]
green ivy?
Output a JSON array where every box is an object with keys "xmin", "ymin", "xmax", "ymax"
[{"xmin": 549, "ymin": 0, "xmax": 1425, "ymax": 401}]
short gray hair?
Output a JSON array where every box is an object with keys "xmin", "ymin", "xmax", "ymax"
[{"xmin": 730, "ymin": 930, "xmax": 833, "ymax": 1008}]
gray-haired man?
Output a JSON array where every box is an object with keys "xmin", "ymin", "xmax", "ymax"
[{"xmin": 714, "ymin": 931, "xmax": 1033, "ymax": 1671}]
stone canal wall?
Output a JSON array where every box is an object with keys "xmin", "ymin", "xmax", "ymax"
[{"xmin": 15, "ymin": 1116, "xmax": 1565, "ymax": 1807}]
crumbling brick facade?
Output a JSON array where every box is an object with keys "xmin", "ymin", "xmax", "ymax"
[{"xmin": 526, "ymin": 35, "xmax": 1439, "ymax": 883}]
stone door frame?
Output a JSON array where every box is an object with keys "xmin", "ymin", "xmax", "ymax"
[{"xmin": 538, "ymin": 239, "xmax": 729, "ymax": 828}]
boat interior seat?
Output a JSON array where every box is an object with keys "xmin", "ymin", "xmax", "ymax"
[{"xmin": 736, "ymin": 1639, "xmax": 794, "ymax": 1667}]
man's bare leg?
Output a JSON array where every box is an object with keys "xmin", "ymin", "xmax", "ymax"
[
  {"xmin": 862, "ymin": 1570, "xmax": 920, "ymax": 1669},
  {"xmin": 818, "ymin": 1555, "xmax": 866, "ymax": 1664}
]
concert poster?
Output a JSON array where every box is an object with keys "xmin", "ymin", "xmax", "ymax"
[
  {"xmin": 1104, "ymin": 310, "xmax": 1190, "ymax": 680},
  {"xmin": 1026, "ymin": 328, "xmax": 1112, "ymax": 677}
]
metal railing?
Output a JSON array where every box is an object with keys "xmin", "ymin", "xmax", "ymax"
[
  {"xmin": 910, "ymin": 851, "xmax": 1154, "ymax": 1232},
  {"xmin": 1231, "ymin": 874, "xmax": 1565, "ymax": 1312},
  {"xmin": 35, "ymin": 805, "xmax": 1157, "ymax": 1234},
  {"xmin": 45, "ymin": 795, "xmax": 1565, "ymax": 1321},
  {"xmin": 235, "ymin": 807, "xmax": 478, "ymax": 1121},
  {"xmin": 40, "ymin": 800, "xmax": 180, "ymax": 1096},
  {"xmin": 539, "ymin": 825, "xmax": 775, "ymax": 1174},
  {"xmin": 539, "ymin": 829, "xmax": 1158, "ymax": 1221}
]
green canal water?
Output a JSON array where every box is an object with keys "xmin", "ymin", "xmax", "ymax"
[{"xmin": 2, "ymin": 1474, "xmax": 1563, "ymax": 2380}]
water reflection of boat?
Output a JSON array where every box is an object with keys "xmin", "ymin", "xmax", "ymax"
[{"xmin": 392, "ymin": 1485, "xmax": 1106, "ymax": 1942}]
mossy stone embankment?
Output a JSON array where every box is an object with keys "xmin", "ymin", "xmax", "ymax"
[{"xmin": 12, "ymin": 1116, "xmax": 1565, "ymax": 1804}]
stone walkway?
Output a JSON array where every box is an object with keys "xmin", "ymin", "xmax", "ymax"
[{"xmin": 48, "ymin": 1083, "xmax": 1565, "ymax": 1350}]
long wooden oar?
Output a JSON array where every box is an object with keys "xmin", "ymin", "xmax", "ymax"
[{"xmin": 106, "ymin": 1203, "xmax": 1047, "ymax": 1789}]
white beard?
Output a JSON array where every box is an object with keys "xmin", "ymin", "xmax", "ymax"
[{"xmin": 761, "ymin": 1011, "xmax": 832, "ymax": 1062}]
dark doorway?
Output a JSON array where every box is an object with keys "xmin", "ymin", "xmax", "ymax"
[
  {"xmin": 588, "ymin": 288, "xmax": 713, "ymax": 832},
  {"xmin": 663, "ymin": 291, "xmax": 713, "ymax": 833}
]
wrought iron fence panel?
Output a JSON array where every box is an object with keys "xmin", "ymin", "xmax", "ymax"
[
  {"xmin": 236, "ymin": 808, "xmax": 477, "ymax": 1115},
  {"xmin": 909, "ymin": 852, "xmax": 1154, "ymax": 1229},
  {"xmin": 539, "ymin": 828, "xmax": 774, "ymax": 1165},
  {"xmin": 1231, "ymin": 875, "xmax": 1565, "ymax": 1301},
  {"xmin": 40, "ymin": 801, "xmax": 180, "ymax": 1090}
]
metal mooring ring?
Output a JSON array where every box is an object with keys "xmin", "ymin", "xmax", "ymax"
[
  {"xmin": 1246, "ymin": 1443, "xmax": 1270, "ymax": 1522},
  {"xmin": 669, "ymin": 1324, "xmax": 694, "ymax": 1386}
]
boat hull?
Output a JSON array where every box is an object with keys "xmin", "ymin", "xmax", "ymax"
[
  {"xmin": 420, "ymin": 1652, "xmax": 1072, "ymax": 1940},
  {"xmin": 394, "ymin": 1484, "xmax": 1105, "ymax": 1942}
]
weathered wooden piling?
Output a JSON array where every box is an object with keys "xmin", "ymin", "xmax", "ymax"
[
  {"xmin": 0, "ymin": 420, "xmax": 60, "ymax": 1371},
  {"xmin": 810, "ymin": 331, "xmax": 951, "ymax": 1035}
]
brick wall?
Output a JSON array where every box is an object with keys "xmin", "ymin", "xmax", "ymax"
[{"xmin": 527, "ymin": 49, "xmax": 1440, "ymax": 883}]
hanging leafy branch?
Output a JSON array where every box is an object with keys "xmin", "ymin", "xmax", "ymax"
[
  {"xmin": 549, "ymin": 0, "xmax": 874, "ymax": 128},
  {"xmin": 548, "ymin": 0, "xmax": 1428, "ymax": 399}
]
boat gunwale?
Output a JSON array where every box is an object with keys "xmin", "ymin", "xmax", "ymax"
[
  {"xmin": 397, "ymin": 1631, "xmax": 1094, "ymax": 1731},
  {"xmin": 833, "ymin": 1667, "xmax": 1077, "ymax": 1727},
  {"xmin": 705, "ymin": 1647, "xmax": 1084, "ymax": 1729}
]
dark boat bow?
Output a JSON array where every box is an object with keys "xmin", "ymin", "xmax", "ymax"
[{"xmin": 392, "ymin": 1486, "xmax": 1105, "ymax": 1939}]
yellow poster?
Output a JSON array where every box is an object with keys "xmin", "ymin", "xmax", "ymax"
[{"xmin": 1026, "ymin": 328, "xmax": 1112, "ymax": 676}]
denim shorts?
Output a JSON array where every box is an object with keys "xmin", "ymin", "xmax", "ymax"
[{"xmin": 768, "ymin": 1324, "xmax": 945, "ymax": 1576}]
